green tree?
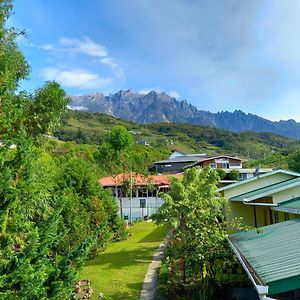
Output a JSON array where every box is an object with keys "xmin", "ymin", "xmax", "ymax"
[
  {"xmin": 97, "ymin": 125, "xmax": 134, "ymax": 174},
  {"xmin": 215, "ymin": 168, "xmax": 226, "ymax": 179},
  {"xmin": 225, "ymin": 169, "xmax": 240, "ymax": 181},
  {"xmin": 156, "ymin": 167, "xmax": 244, "ymax": 299},
  {"xmin": 24, "ymin": 81, "xmax": 70, "ymax": 137},
  {"xmin": 0, "ymin": 2, "xmax": 112, "ymax": 298},
  {"xmin": 288, "ymin": 150, "xmax": 300, "ymax": 172},
  {"xmin": 107, "ymin": 125, "xmax": 133, "ymax": 151}
]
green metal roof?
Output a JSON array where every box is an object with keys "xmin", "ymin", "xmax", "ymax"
[
  {"xmin": 273, "ymin": 196, "xmax": 300, "ymax": 215},
  {"xmin": 229, "ymin": 219, "xmax": 300, "ymax": 295},
  {"xmin": 218, "ymin": 169, "xmax": 300, "ymax": 192},
  {"xmin": 230, "ymin": 177, "xmax": 300, "ymax": 202}
]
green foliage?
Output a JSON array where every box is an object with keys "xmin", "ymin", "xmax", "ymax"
[
  {"xmin": 25, "ymin": 81, "xmax": 70, "ymax": 137},
  {"xmin": 155, "ymin": 167, "xmax": 244, "ymax": 299},
  {"xmin": 56, "ymin": 110, "xmax": 300, "ymax": 168},
  {"xmin": 215, "ymin": 168, "xmax": 226, "ymax": 179},
  {"xmin": 287, "ymin": 150, "xmax": 300, "ymax": 172},
  {"xmin": 225, "ymin": 169, "xmax": 240, "ymax": 181},
  {"xmin": 0, "ymin": 3, "xmax": 125, "ymax": 299},
  {"xmin": 107, "ymin": 125, "xmax": 133, "ymax": 151}
]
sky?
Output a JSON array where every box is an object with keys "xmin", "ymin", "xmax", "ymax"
[{"xmin": 9, "ymin": 0, "xmax": 300, "ymax": 121}]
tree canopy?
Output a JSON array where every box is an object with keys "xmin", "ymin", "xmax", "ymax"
[
  {"xmin": 155, "ymin": 167, "xmax": 244, "ymax": 299},
  {"xmin": 0, "ymin": 2, "xmax": 125, "ymax": 298}
]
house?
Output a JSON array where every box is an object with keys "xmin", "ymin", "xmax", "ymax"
[
  {"xmin": 219, "ymin": 169, "xmax": 300, "ymax": 228},
  {"xmin": 98, "ymin": 172, "xmax": 182, "ymax": 222},
  {"xmin": 136, "ymin": 139, "xmax": 150, "ymax": 146},
  {"xmin": 229, "ymin": 219, "xmax": 300, "ymax": 299},
  {"xmin": 220, "ymin": 170, "xmax": 300, "ymax": 299},
  {"xmin": 154, "ymin": 152, "xmax": 212, "ymax": 173},
  {"xmin": 155, "ymin": 152, "xmax": 272, "ymax": 180}
]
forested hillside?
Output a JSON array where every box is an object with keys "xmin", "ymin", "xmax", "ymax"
[{"xmin": 54, "ymin": 110, "xmax": 300, "ymax": 169}]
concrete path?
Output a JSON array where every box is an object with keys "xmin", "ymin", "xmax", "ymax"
[{"xmin": 140, "ymin": 230, "xmax": 173, "ymax": 300}]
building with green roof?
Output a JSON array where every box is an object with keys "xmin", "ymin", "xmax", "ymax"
[
  {"xmin": 219, "ymin": 169, "xmax": 300, "ymax": 228},
  {"xmin": 229, "ymin": 219, "xmax": 300, "ymax": 299}
]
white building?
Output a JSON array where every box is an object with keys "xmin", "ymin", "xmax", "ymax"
[{"xmin": 98, "ymin": 173, "xmax": 182, "ymax": 222}]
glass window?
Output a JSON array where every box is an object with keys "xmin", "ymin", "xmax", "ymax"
[
  {"xmin": 210, "ymin": 163, "xmax": 217, "ymax": 168},
  {"xmin": 147, "ymin": 189, "xmax": 157, "ymax": 197},
  {"xmin": 140, "ymin": 199, "xmax": 146, "ymax": 208},
  {"xmin": 274, "ymin": 211, "xmax": 279, "ymax": 223},
  {"xmin": 138, "ymin": 188, "xmax": 147, "ymax": 197},
  {"xmin": 230, "ymin": 163, "xmax": 241, "ymax": 167},
  {"xmin": 239, "ymin": 173, "xmax": 247, "ymax": 181},
  {"xmin": 284, "ymin": 213, "xmax": 289, "ymax": 221}
]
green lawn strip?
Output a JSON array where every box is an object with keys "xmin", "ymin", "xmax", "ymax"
[{"xmin": 80, "ymin": 222, "xmax": 168, "ymax": 300}]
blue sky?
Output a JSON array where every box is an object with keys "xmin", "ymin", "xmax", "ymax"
[{"xmin": 10, "ymin": 0, "xmax": 300, "ymax": 121}]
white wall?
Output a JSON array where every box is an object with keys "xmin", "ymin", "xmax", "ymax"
[
  {"xmin": 224, "ymin": 173, "xmax": 294, "ymax": 200},
  {"xmin": 272, "ymin": 185, "xmax": 300, "ymax": 204},
  {"xmin": 116, "ymin": 196, "xmax": 164, "ymax": 221}
]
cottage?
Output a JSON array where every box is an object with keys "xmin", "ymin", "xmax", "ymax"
[
  {"xmin": 154, "ymin": 152, "xmax": 272, "ymax": 180},
  {"xmin": 219, "ymin": 169, "xmax": 300, "ymax": 228},
  {"xmin": 98, "ymin": 172, "xmax": 182, "ymax": 222}
]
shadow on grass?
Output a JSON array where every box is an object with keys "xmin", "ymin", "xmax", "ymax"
[
  {"xmin": 85, "ymin": 246, "xmax": 157, "ymax": 269},
  {"xmin": 138, "ymin": 226, "xmax": 168, "ymax": 243}
]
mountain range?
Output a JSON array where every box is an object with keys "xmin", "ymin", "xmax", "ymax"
[{"xmin": 70, "ymin": 90, "xmax": 300, "ymax": 139}]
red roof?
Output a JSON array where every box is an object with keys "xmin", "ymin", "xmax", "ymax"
[{"xmin": 98, "ymin": 172, "xmax": 183, "ymax": 187}]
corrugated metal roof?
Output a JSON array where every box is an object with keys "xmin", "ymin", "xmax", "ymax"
[
  {"xmin": 230, "ymin": 177, "xmax": 300, "ymax": 202},
  {"xmin": 218, "ymin": 169, "xmax": 300, "ymax": 192},
  {"xmin": 229, "ymin": 219, "xmax": 300, "ymax": 295},
  {"xmin": 273, "ymin": 196, "xmax": 300, "ymax": 214},
  {"xmin": 154, "ymin": 155, "xmax": 210, "ymax": 164},
  {"xmin": 155, "ymin": 154, "xmax": 243, "ymax": 165}
]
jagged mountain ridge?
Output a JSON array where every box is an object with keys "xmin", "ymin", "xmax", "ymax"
[{"xmin": 70, "ymin": 90, "xmax": 300, "ymax": 139}]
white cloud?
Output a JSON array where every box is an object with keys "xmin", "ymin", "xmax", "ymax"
[
  {"xmin": 38, "ymin": 43, "xmax": 54, "ymax": 50},
  {"xmin": 37, "ymin": 36, "xmax": 124, "ymax": 80},
  {"xmin": 41, "ymin": 67, "xmax": 112, "ymax": 89},
  {"xmin": 59, "ymin": 36, "xmax": 108, "ymax": 58},
  {"xmin": 168, "ymin": 90, "xmax": 180, "ymax": 99},
  {"xmin": 100, "ymin": 57, "xmax": 118, "ymax": 69}
]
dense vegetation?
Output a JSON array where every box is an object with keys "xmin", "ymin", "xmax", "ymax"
[
  {"xmin": 0, "ymin": 2, "xmax": 125, "ymax": 299},
  {"xmin": 55, "ymin": 110, "xmax": 300, "ymax": 170},
  {"xmin": 155, "ymin": 168, "xmax": 245, "ymax": 299}
]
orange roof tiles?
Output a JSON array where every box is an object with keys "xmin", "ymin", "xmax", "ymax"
[{"xmin": 98, "ymin": 172, "xmax": 183, "ymax": 187}]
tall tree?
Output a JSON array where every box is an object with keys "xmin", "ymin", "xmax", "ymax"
[
  {"xmin": 0, "ymin": 2, "xmax": 113, "ymax": 298},
  {"xmin": 156, "ymin": 167, "xmax": 244, "ymax": 299}
]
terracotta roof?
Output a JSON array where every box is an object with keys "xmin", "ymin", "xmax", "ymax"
[{"xmin": 98, "ymin": 172, "xmax": 183, "ymax": 187}]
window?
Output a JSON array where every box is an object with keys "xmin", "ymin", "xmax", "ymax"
[
  {"xmin": 117, "ymin": 187, "xmax": 123, "ymax": 197},
  {"xmin": 140, "ymin": 199, "xmax": 146, "ymax": 208},
  {"xmin": 230, "ymin": 163, "xmax": 241, "ymax": 168},
  {"xmin": 240, "ymin": 173, "xmax": 248, "ymax": 181},
  {"xmin": 147, "ymin": 189, "xmax": 157, "ymax": 197},
  {"xmin": 210, "ymin": 163, "xmax": 217, "ymax": 168},
  {"xmin": 222, "ymin": 163, "xmax": 229, "ymax": 169},
  {"xmin": 284, "ymin": 213, "xmax": 289, "ymax": 221},
  {"xmin": 274, "ymin": 211, "xmax": 279, "ymax": 223},
  {"xmin": 138, "ymin": 188, "xmax": 147, "ymax": 198}
]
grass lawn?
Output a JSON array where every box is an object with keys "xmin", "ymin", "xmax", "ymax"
[{"xmin": 80, "ymin": 221, "xmax": 168, "ymax": 300}]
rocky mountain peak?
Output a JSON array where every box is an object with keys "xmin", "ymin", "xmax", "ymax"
[{"xmin": 70, "ymin": 90, "xmax": 300, "ymax": 139}]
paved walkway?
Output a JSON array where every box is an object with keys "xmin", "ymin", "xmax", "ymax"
[{"xmin": 140, "ymin": 230, "xmax": 173, "ymax": 300}]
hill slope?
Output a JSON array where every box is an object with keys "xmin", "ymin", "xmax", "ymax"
[
  {"xmin": 55, "ymin": 110, "xmax": 300, "ymax": 165},
  {"xmin": 70, "ymin": 90, "xmax": 300, "ymax": 139}
]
